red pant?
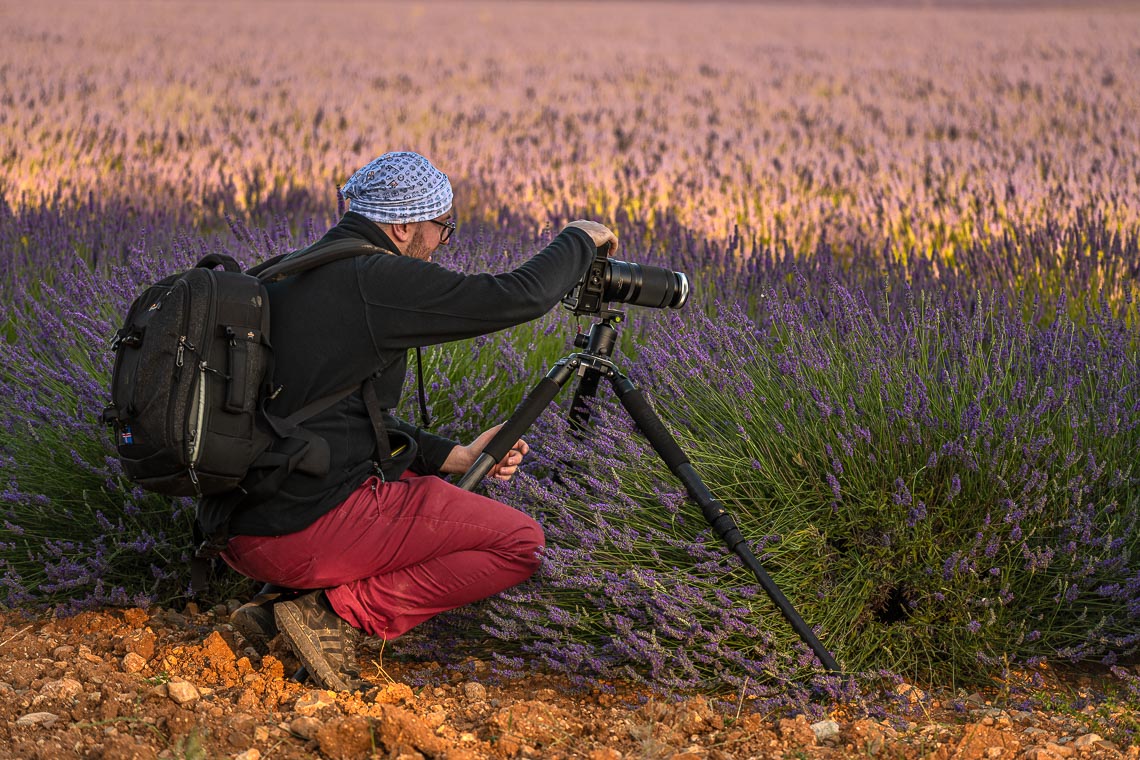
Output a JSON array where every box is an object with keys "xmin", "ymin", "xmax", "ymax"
[{"xmin": 222, "ymin": 475, "xmax": 544, "ymax": 639}]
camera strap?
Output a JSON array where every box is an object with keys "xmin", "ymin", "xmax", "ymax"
[{"xmin": 414, "ymin": 347, "xmax": 431, "ymax": 428}]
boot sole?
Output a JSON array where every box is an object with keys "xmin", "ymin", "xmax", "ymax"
[{"xmin": 274, "ymin": 600, "xmax": 356, "ymax": 692}]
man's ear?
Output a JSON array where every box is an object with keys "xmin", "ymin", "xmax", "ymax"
[{"xmin": 387, "ymin": 222, "xmax": 414, "ymax": 243}]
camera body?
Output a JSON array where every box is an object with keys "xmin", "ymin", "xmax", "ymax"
[{"xmin": 562, "ymin": 243, "xmax": 689, "ymax": 317}]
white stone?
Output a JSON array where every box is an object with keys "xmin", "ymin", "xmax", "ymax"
[
  {"xmin": 122, "ymin": 652, "xmax": 147, "ymax": 673},
  {"xmin": 810, "ymin": 719, "xmax": 841, "ymax": 743},
  {"xmin": 462, "ymin": 681, "xmax": 488, "ymax": 701},
  {"xmin": 166, "ymin": 680, "xmax": 201, "ymax": 705},
  {"xmin": 289, "ymin": 716, "xmax": 323, "ymax": 740},
  {"xmin": 16, "ymin": 711, "xmax": 60, "ymax": 727},
  {"xmin": 40, "ymin": 678, "xmax": 83, "ymax": 700}
]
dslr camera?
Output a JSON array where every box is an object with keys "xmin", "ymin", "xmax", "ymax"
[{"xmin": 562, "ymin": 243, "xmax": 689, "ymax": 317}]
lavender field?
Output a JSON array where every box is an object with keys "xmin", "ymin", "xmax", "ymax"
[{"xmin": 2, "ymin": 0, "xmax": 1139, "ymax": 698}]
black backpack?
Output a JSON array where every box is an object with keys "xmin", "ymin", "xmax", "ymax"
[{"xmin": 102, "ymin": 239, "xmax": 394, "ymax": 500}]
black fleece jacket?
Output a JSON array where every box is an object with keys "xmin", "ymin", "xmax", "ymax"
[{"xmin": 197, "ymin": 212, "xmax": 597, "ymax": 537}]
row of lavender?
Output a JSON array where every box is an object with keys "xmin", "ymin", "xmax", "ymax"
[{"xmin": 4, "ymin": 3, "xmax": 1139, "ymax": 263}]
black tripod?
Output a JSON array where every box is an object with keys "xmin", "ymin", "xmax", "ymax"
[{"xmin": 457, "ymin": 314, "xmax": 841, "ymax": 673}]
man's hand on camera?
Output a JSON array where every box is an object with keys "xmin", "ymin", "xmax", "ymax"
[
  {"xmin": 565, "ymin": 220, "xmax": 618, "ymax": 254},
  {"xmin": 441, "ymin": 424, "xmax": 530, "ymax": 482}
]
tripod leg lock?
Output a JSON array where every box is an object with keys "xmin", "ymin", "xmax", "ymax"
[{"xmin": 708, "ymin": 512, "xmax": 745, "ymax": 549}]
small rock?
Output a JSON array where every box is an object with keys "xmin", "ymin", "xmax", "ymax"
[
  {"xmin": 896, "ymin": 682, "xmax": 925, "ymax": 703},
  {"xmin": 1045, "ymin": 742, "xmax": 1075, "ymax": 758},
  {"xmin": 295, "ymin": 689, "xmax": 337, "ymax": 716},
  {"xmin": 777, "ymin": 715, "xmax": 816, "ymax": 747},
  {"xmin": 589, "ymin": 750, "xmax": 623, "ymax": 760},
  {"xmin": 166, "ymin": 680, "xmax": 201, "ymax": 706},
  {"xmin": 1072, "ymin": 734, "xmax": 1103, "ymax": 749},
  {"xmin": 254, "ymin": 725, "xmax": 270, "ymax": 742},
  {"xmin": 462, "ymin": 681, "xmax": 487, "ymax": 701},
  {"xmin": 289, "ymin": 716, "xmax": 323, "ymax": 740},
  {"xmin": 234, "ymin": 751, "xmax": 261, "ymax": 760},
  {"xmin": 675, "ymin": 696, "xmax": 717, "ymax": 735},
  {"xmin": 317, "ymin": 715, "xmax": 374, "ymax": 759},
  {"xmin": 123, "ymin": 629, "xmax": 157, "ymax": 660},
  {"xmin": 16, "ymin": 711, "xmax": 60, "ymax": 727},
  {"xmin": 424, "ymin": 706, "xmax": 446, "ymax": 729},
  {"xmin": 122, "ymin": 652, "xmax": 147, "ymax": 673},
  {"xmin": 811, "ymin": 719, "xmax": 841, "ymax": 743},
  {"xmin": 39, "ymin": 677, "xmax": 83, "ymax": 700},
  {"xmin": 52, "ymin": 645, "xmax": 75, "ymax": 658},
  {"xmin": 158, "ymin": 609, "xmax": 188, "ymax": 627},
  {"xmin": 374, "ymin": 704, "xmax": 448, "ymax": 756},
  {"xmin": 847, "ymin": 719, "xmax": 887, "ymax": 756}
]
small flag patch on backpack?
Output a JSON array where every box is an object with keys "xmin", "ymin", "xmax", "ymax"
[{"xmin": 120, "ymin": 425, "xmax": 134, "ymax": 445}]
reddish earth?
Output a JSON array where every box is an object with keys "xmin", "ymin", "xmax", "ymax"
[{"xmin": 0, "ymin": 604, "xmax": 1135, "ymax": 759}]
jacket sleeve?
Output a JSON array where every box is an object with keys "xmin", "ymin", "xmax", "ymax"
[
  {"xmin": 385, "ymin": 414, "xmax": 458, "ymax": 477},
  {"xmin": 358, "ymin": 227, "xmax": 597, "ymax": 350}
]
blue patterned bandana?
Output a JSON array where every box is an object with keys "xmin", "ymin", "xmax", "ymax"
[{"xmin": 340, "ymin": 152, "xmax": 453, "ymax": 224}]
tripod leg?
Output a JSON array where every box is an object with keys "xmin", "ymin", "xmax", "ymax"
[
  {"xmin": 455, "ymin": 359, "xmax": 577, "ymax": 491},
  {"xmin": 608, "ymin": 373, "xmax": 842, "ymax": 674}
]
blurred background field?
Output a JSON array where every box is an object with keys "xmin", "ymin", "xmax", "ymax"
[{"xmin": 1, "ymin": 0, "xmax": 1138, "ymax": 702}]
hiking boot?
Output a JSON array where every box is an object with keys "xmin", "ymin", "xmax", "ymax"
[
  {"xmin": 274, "ymin": 590, "xmax": 363, "ymax": 693},
  {"xmin": 229, "ymin": 584, "xmax": 299, "ymax": 655}
]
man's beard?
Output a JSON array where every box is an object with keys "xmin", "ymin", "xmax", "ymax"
[{"xmin": 406, "ymin": 226, "xmax": 433, "ymax": 261}]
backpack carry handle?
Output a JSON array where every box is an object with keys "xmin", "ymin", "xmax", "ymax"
[{"xmin": 197, "ymin": 254, "xmax": 243, "ymax": 272}]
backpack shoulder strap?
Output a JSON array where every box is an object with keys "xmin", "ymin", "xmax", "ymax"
[
  {"xmin": 253, "ymin": 239, "xmax": 385, "ymax": 283},
  {"xmin": 258, "ymin": 376, "xmax": 392, "ymax": 475}
]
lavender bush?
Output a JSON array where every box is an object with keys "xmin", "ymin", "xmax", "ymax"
[
  {"xmin": 396, "ymin": 218, "xmax": 1139, "ymax": 690},
  {"xmin": 4, "ymin": 0, "xmax": 1140, "ymax": 692}
]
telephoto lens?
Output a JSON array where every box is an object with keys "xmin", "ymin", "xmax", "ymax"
[{"xmin": 603, "ymin": 260, "xmax": 689, "ymax": 310}]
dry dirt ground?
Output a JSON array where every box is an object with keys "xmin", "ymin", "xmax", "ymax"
[{"xmin": 0, "ymin": 604, "xmax": 1135, "ymax": 760}]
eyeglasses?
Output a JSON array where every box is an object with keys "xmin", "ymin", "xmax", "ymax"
[{"xmin": 428, "ymin": 218, "xmax": 456, "ymax": 244}]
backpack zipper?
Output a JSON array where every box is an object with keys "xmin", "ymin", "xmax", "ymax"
[
  {"xmin": 187, "ymin": 269, "xmax": 219, "ymax": 470},
  {"xmin": 165, "ymin": 280, "xmax": 195, "ymax": 452},
  {"xmin": 189, "ymin": 363, "xmax": 207, "ymax": 466}
]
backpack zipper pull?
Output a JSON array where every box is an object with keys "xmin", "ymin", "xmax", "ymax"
[{"xmin": 176, "ymin": 336, "xmax": 196, "ymax": 367}]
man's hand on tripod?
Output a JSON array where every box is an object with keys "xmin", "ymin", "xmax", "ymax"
[
  {"xmin": 442, "ymin": 424, "xmax": 530, "ymax": 482},
  {"xmin": 565, "ymin": 220, "xmax": 618, "ymax": 254}
]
